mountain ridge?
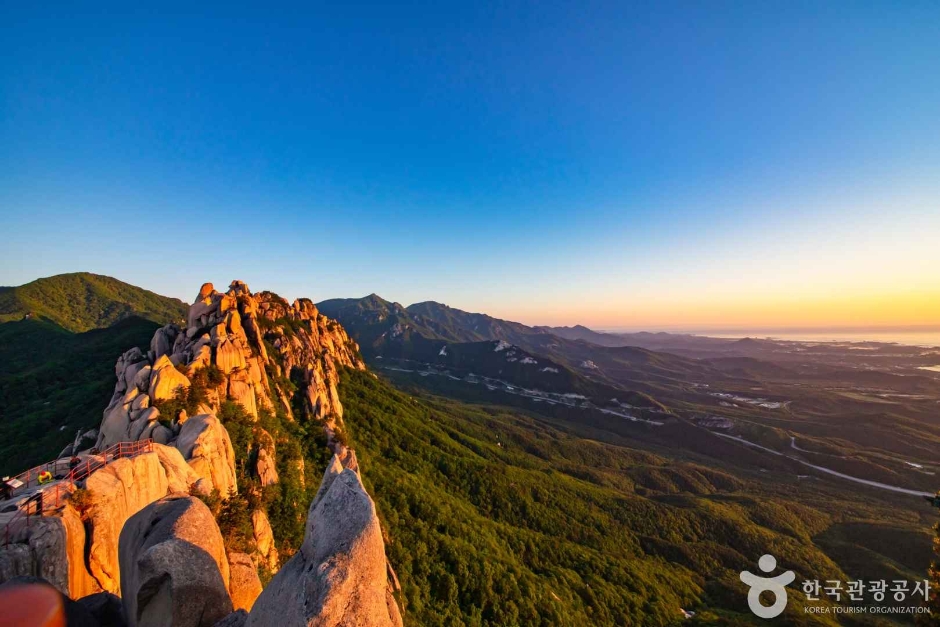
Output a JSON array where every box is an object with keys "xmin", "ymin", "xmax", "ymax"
[{"xmin": 0, "ymin": 272, "xmax": 189, "ymax": 332}]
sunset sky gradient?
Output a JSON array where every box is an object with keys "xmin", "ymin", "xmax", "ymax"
[{"xmin": 1, "ymin": 2, "xmax": 938, "ymax": 330}]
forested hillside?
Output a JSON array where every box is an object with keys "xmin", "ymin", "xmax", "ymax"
[
  {"xmin": 340, "ymin": 369, "xmax": 933, "ymax": 625},
  {"xmin": 0, "ymin": 272, "xmax": 187, "ymax": 331},
  {"xmin": 0, "ymin": 316, "xmax": 161, "ymax": 474},
  {"xmin": 0, "ymin": 273, "xmax": 189, "ymax": 471}
]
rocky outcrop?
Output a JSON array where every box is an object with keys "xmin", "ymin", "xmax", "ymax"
[
  {"xmin": 0, "ymin": 441, "xmax": 214, "ymax": 604},
  {"xmin": 96, "ymin": 280, "xmax": 363, "ymax": 487},
  {"xmin": 120, "ymin": 495, "xmax": 233, "ymax": 627},
  {"xmin": 98, "ymin": 279, "xmax": 364, "ymax": 468},
  {"xmin": 228, "ymin": 552, "xmax": 262, "ymax": 612},
  {"xmin": 151, "ymin": 325, "xmax": 179, "ymax": 362},
  {"xmin": 152, "ymin": 443, "xmax": 205, "ymax": 495},
  {"xmin": 0, "ymin": 503, "xmax": 99, "ymax": 599},
  {"xmin": 176, "ymin": 414, "xmax": 238, "ymax": 497},
  {"xmin": 149, "ymin": 355, "xmax": 191, "ymax": 402},
  {"xmin": 249, "ymin": 509, "xmax": 278, "ymax": 572},
  {"xmin": 31, "ymin": 279, "xmax": 399, "ymax": 625},
  {"xmin": 0, "ymin": 513, "xmax": 73, "ymax": 597},
  {"xmin": 245, "ymin": 456, "xmax": 402, "ymax": 627},
  {"xmin": 96, "ymin": 356, "xmax": 182, "ymax": 449},
  {"xmin": 254, "ymin": 429, "xmax": 278, "ymax": 487},
  {"xmin": 85, "ymin": 452, "xmax": 171, "ymax": 593}
]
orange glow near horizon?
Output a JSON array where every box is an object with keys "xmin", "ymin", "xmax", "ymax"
[{"xmin": 498, "ymin": 288, "xmax": 940, "ymax": 331}]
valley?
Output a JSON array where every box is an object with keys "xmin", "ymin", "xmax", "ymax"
[{"xmin": 319, "ymin": 293, "xmax": 940, "ymax": 623}]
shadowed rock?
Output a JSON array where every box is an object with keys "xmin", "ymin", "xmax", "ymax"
[
  {"xmin": 119, "ymin": 495, "xmax": 232, "ymax": 627},
  {"xmin": 214, "ymin": 610, "xmax": 248, "ymax": 627},
  {"xmin": 250, "ymin": 509, "xmax": 278, "ymax": 571},
  {"xmin": 78, "ymin": 591, "xmax": 127, "ymax": 627}
]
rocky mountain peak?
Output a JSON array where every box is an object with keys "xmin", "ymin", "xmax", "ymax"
[
  {"xmin": 99, "ymin": 279, "xmax": 364, "ymax": 457},
  {"xmin": 1, "ymin": 280, "xmax": 400, "ymax": 626}
]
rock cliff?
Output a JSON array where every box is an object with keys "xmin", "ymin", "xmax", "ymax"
[
  {"xmin": 99, "ymin": 282, "xmax": 362, "ymax": 449},
  {"xmin": 1, "ymin": 280, "xmax": 400, "ymax": 627},
  {"xmin": 0, "ymin": 444, "xmax": 201, "ymax": 598},
  {"xmin": 175, "ymin": 413, "xmax": 238, "ymax": 497},
  {"xmin": 245, "ymin": 455, "xmax": 402, "ymax": 627}
]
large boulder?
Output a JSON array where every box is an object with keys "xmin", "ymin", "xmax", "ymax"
[
  {"xmin": 149, "ymin": 355, "xmax": 191, "ymax": 402},
  {"xmin": 188, "ymin": 284, "xmax": 221, "ymax": 330},
  {"xmin": 98, "ymin": 386, "xmax": 142, "ymax": 449},
  {"xmin": 255, "ymin": 448, "xmax": 277, "ymax": 487},
  {"xmin": 176, "ymin": 414, "xmax": 238, "ymax": 497},
  {"xmin": 246, "ymin": 457, "xmax": 402, "ymax": 627},
  {"xmin": 129, "ymin": 407, "xmax": 160, "ymax": 442},
  {"xmin": 254, "ymin": 430, "xmax": 278, "ymax": 487},
  {"xmin": 85, "ymin": 452, "xmax": 170, "ymax": 593},
  {"xmin": 227, "ymin": 552, "xmax": 262, "ymax": 612},
  {"xmin": 152, "ymin": 444, "xmax": 204, "ymax": 494},
  {"xmin": 78, "ymin": 591, "xmax": 127, "ymax": 627},
  {"xmin": 150, "ymin": 325, "xmax": 179, "ymax": 362},
  {"xmin": 119, "ymin": 495, "xmax": 232, "ymax": 627},
  {"xmin": 113, "ymin": 347, "xmax": 146, "ymax": 395}
]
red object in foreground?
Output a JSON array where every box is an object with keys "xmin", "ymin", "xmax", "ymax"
[{"xmin": 0, "ymin": 583, "xmax": 66, "ymax": 627}]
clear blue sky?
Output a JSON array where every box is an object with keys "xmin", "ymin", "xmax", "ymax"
[{"xmin": 2, "ymin": 2, "xmax": 938, "ymax": 328}]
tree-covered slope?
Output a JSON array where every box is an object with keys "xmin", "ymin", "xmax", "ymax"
[
  {"xmin": 0, "ymin": 316, "xmax": 161, "ymax": 473},
  {"xmin": 317, "ymin": 294, "xmax": 448, "ymax": 354},
  {"xmin": 0, "ymin": 272, "xmax": 188, "ymax": 332},
  {"xmin": 340, "ymin": 369, "xmax": 933, "ymax": 626},
  {"xmin": 319, "ymin": 295, "xmax": 711, "ymax": 398},
  {"xmin": 406, "ymin": 300, "xmax": 545, "ymax": 344},
  {"xmin": 0, "ymin": 273, "xmax": 189, "ymax": 471}
]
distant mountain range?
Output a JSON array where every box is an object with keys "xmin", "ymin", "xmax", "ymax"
[{"xmin": 316, "ymin": 294, "xmax": 716, "ymax": 408}]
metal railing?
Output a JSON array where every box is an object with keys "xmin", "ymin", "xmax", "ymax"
[{"xmin": 3, "ymin": 439, "xmax": 154, "ymax": 545}]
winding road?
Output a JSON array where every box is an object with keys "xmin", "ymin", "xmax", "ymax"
[{"xmin": 714, "ymin": 432, "xmax": 933, "ymax": 498}]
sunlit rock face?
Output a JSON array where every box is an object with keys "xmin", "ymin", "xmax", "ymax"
[
  {"xmin": 98, "ymin": 280, "xmax": 364, "ymax": 457},
  {"xmin": 245, "ymin": 455, "xmax": 402, "ymax": 627},
  {"xmin": 175, "ymin": 413, "xmax": 238, "ymax": 497}
]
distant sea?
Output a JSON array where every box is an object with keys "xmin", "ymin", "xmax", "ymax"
[{"xmin": 697, "ymin": 330, "xmax": 940, "ymax": 348}]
